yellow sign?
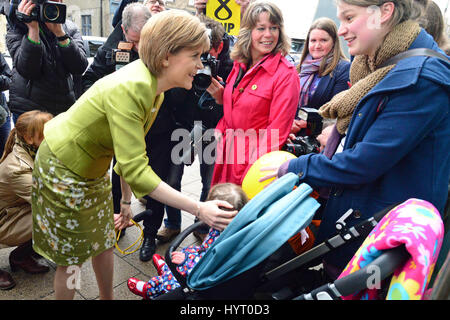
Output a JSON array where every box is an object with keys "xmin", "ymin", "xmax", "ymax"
[{"xmin": 206, "ymin": 0, "xmax": 241, "ymax": 36}]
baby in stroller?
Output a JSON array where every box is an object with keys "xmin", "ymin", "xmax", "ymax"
[{"xmin": 127, "ymin": 183, "xmax": 249, "ymax": 299}]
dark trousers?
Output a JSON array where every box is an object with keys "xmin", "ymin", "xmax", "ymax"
[
  {"xmin": 0, "ymin": 113, "xmax": 11, "ymax": 156},
  {"xmin": 112, "ymin": 130, "xmax": 174, "ymax": 239},
  {"xmin": 164, "ymin": 158, "xmax": 214, "ymax": 234}
]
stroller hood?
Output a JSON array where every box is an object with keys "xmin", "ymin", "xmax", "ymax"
[{"xmin": 187, "ymin": 173, "xmax": 320, "ymax": 290}]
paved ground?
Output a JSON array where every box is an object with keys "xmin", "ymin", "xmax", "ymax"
[{"xmin": 0, "ymin": 160, "xmax": 205, "ymax": 300}]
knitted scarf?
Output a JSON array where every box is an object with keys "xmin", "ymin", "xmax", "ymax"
[
  {"xmin": 319, "ymin": 21, "xmax": 421, "ymax": 134},
  {"xmin": 16, "ymin": 135, "xmax": 38, "ymax": 160}
]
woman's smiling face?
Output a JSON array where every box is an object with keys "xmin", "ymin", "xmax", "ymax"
[
  {"xmin": 337, "ymin": 1, "xmax": 384, "ymax": 57},
  {"xmin": 165, "ymin": 47, "xmax": 204, "ymax": 90},
  {"xmin": 308, "ymin": 28, "xmax": 334, "ymax": 59},
  {"xmin": 250, "ymin": 11, "xmax": 279, "ymax": 64}
]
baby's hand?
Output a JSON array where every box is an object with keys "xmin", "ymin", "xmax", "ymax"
[{"xmin": 171, "ymin": 251, "xmax": 186, "ymax": 265}]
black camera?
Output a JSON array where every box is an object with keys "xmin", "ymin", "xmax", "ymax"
[
  {"xmin": 283, "ymin": 107, "xmax": 323, "ymax": 157},
  {"xmin": 193, "ymin": 52, "xmax": 220, "ymax": 94},
  {"xmin": 14, "ymin": 0, "xmax": 66, "ymax": 24},
  {"xmin": 112, "ymin": 41, "xmax": 134, "ymax": 71}
]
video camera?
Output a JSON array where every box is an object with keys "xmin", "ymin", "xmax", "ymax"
[
  {"xmin": 193, "ymin": 52, "xmax": 220, "ymax": 95},
  {"xmin": 9, "ymin": 0, "xmax": 66, "ymax": 24},
  {"xmin": 283, "ymin": 107, "xmax": 323, "ymax": 157},
  {"xmin": 112, "ymin": 41, "xmax": 134, "ymax": 71}
]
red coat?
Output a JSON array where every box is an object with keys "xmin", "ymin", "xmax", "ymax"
[{"xmin": 211, "ymin": 52, "xmax": 300, "ymax": 186}]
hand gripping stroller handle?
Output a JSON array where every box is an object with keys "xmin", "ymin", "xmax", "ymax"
[
  {"xmin": 165, "ymin": 221, "xmax": 209, "ymax": 290},
  {"xmin": 295, "ymin": 245, "xmax": 410, "ymax": 300}
]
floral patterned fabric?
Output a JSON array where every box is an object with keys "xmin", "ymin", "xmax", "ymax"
[
  {"xmin": 31, "ymin": 140, "xmax": 116, "ymax": 266},
  {"xmin": 338, "ymin": 199, "xmax": 444, "ymax": 300},
  {"xmin": 145, "ymin": 228, "xmax": 220, "ymax": 298}
]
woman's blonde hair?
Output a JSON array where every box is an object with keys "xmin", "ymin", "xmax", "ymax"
[
  {"xmin": 230, "ymin": 1, "xmax": 291, "ymax": 65},
  {"xmin": 337, "ymin": 0, "xmax": 427, "ymax": 28},
  {"xmin": 139, "ymin": 9, "xmax": 210, "ymax": 76},
  {"xmin": 0, "ymin": 110, "xmax": 53, "ymax": 163},
  {"xmin": 299, "ymin": 17, "xmax": 349, "ymax": 77}
]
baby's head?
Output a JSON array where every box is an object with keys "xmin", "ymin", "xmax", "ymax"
[{"xmin": 206, "ymin": 183, "xmax": 249, "ymax": 212}]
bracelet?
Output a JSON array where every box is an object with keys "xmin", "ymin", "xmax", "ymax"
[
  {"xmin": 121, "ymin": 199, "xmax": 131, "ymax": 205},
  {"xmin": 194, "ymin": 202, "xmax": 201, "ymax": 219}
]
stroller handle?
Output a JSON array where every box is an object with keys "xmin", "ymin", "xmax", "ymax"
[
  {"xmin": 296, "ymin": 245, "xmax": 410, "ymax": 300},
  {"xmin": 132, "ymin": 209, "xmax": 152, "ymax": 223},
  {"xmin": 265, "ymin": 202, "xmax": 402, "ymax": 282},
  {"xmin": 165, "ymin": 221, "xmax": 209, "ymax": 290}
]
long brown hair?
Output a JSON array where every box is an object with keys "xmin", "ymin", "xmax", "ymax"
[
  {"xmin": 299, "ymin": 17, "xmax": 349, "ymax": 77},
  {"xmin": 420, "ymin": 0, "xmax": 450, "ymax": 54},
  {"xmin": 0, "ymin": 110, "xmax": 53, "ymax": 163}
]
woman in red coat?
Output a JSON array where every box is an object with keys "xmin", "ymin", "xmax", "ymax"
[{"xmin": 207, "ymin": 1, "xmax": 300, "ymax": 186}]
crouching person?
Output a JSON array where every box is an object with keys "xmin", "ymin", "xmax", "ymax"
[{"xmin": 0, "ymin": 110, "xmax": 53, "ymax": 290}]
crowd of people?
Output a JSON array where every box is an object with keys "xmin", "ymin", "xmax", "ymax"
[{"xmin": 0, "ymin": 0, "xmax": 448, "ymax": 301}]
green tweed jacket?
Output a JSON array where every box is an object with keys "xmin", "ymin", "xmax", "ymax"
[{"xmin": 44, "ymin": 59, "xmax": 164, "ymax": 198}]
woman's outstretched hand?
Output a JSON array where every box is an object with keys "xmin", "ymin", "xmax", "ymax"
[
  {"xmin": 114, "ymin": 213, "xmax": 133, "ymax": 230},
  {"xmin": 258, "ymin": 166, "xmax": 280, "ymax": 188},
  {"xmin": 198, "ymin": 200, "xmax": 237, "ymax": 231}
]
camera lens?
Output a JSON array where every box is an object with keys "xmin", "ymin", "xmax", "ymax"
[
  {"xmin": 43, "ymin": 4, "xmax": 60, "ymax": 21},
  {"xmin": 193, "ymin": 73, "xmax": 212, "ymax": 91}
]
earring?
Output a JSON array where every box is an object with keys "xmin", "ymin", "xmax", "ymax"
[{"xmin": 163, "ymin": 61, "xmax": 169, "ymax": 67}]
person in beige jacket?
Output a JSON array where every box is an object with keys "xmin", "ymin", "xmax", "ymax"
[{"xmin": 0, "ymin": 110, "xmax": 52, "ymax": 290}]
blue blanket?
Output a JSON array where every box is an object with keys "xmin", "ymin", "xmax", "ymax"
[{"xmin": 187, "ymin": 173, "xmax": 320, "ymax": 290}]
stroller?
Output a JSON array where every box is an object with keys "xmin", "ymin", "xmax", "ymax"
[
  {"xmin": 152, "ymin": 173, "xmax": 437, "ymax": 300},
  {"xmin": 296, "ymin": 198, "xmax": 446, "ymax": 300}
]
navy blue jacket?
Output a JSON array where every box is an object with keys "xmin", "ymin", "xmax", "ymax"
[
  {"xmin": 286, "ymin": 29, "xmax": 450, "ymax": 269},
  {"xmin": 306, "ymin": 59, "xmax": 350, "ymax": 110}
]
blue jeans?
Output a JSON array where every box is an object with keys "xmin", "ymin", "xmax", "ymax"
[
  {"xmin": 164, "ymin": 160, "xmax": 214, "ymax": 234},
  {"xmin": 12, "ymin": 112, "xmax": 20, "ymax": 124},
  {"xmin": 0, "ymin": 113, "xmax": 11, "ymax": 156}
]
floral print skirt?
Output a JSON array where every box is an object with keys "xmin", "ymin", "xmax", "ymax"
[{"xmin": 31, "ymin": 140, "xmax": 116, "ymax": 266}]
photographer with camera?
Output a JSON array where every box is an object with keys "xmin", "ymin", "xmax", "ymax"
[
  {"xmin": 156, "ymin": 15, "xmax": 234, "ymax": 243},
  {"xmin": 5, "ymin": 0, "xmax": 88, "ymax": 120},
  {"xmin": 82, "ymin": 3, "xmax": 150, "ymax": 92}
]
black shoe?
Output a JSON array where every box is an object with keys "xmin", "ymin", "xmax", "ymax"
[{"xmin": 139, "ymin": 237, "xmax": 156, "ymax": 262}]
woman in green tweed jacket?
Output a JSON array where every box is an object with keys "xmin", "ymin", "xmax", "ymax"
[{"xmin": 31, "ymin": 10, "xmax": 237, "ymax": 300}]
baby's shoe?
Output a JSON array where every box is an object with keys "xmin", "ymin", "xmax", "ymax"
[
  {"xmin": 152, "ymin": 254, "xmax": 166, "ymax": 276},
  {"xmin": 127, "ymin": 277, "xmax": 149, "ymax": 300}
]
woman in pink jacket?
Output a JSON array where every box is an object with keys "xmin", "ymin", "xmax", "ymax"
[{"xmin": 207, "ymin": 1, "xmax": 300, "ymax": 187}]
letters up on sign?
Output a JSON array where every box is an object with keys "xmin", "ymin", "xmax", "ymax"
[{"xmin": 206, "ymin": 0, "xmax": 241, "ymax": 36}]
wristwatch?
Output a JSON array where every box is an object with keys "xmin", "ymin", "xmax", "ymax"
[{"xmin": 56, "ymin": 34, "xmax": 70, "ymax": 42}]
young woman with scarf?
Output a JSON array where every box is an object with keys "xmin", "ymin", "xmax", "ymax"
[
  {"xmin": 0, "ymin": 110, "xmax": 53, "ymax": 290},
  {"xmin": 291, "ymin": 17, "xmax": 350, "ymax": 135},
  {"xmin": 261, "ymin": 0, "xmax": 450, "ymax": 280}
]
